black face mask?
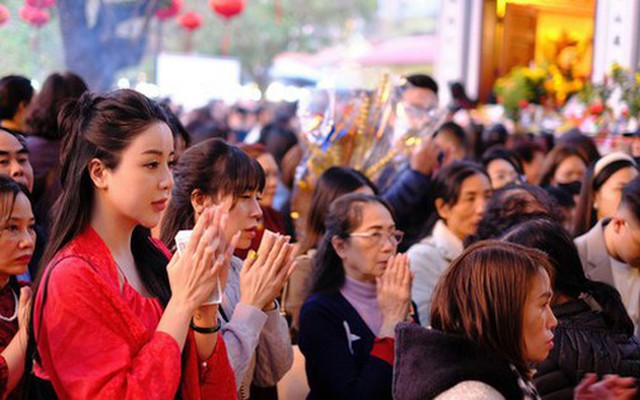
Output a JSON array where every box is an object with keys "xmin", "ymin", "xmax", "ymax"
[
  {"xmin": 634, "ymin": 156, "xmax": 640, "ymax": 166},
  {"xmin": 557, "ymin": 180, "xmax": 582, "ymax": 196}
]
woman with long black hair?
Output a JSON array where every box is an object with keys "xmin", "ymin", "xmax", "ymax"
[
  {"xmin": 298, "ymin": 193, "xmax": 413, "ymax": 400},
  {"xmin": 27, "ymin": 89, "xmax": 236, "ymax": 399},
  {"xmin": 160, "ymin": 138, "xmax": 294, "ymax": 399}
]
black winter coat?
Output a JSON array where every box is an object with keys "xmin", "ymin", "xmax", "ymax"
[{"xmin": 534, "ymin": 300, "xmax": 640, "ymax": 400}]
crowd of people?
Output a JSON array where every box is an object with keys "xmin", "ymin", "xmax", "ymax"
[{"xmin": 0, "ymin": 70, "xmax": 639, "ymax": 400}]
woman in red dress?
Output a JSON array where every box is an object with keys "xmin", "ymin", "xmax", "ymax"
[
  {"xmin": 0, "ymin": 175, "xmax": 35, "ymax": 397},
  {"xmin": 27, "ymin": 89, "xmax": 236, "ymax": 399}
]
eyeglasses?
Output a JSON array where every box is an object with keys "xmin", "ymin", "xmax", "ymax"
[
  {"xmin": 349, "ymin": 229, "xmax": 404, "ymax": 245},
  {"xmin": 401, "ymin": 103, "xmax": 438, "ymax": 121}
]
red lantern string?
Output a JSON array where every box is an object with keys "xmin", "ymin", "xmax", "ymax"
[
  {"xmin": 208, "ymin": 0, "xmax": 245, "ymax": 56},
  {"xmin": 221, "ymin": 19, "xmax": 231, "ymax": 56},
  {"xmin": 156, "ymin": 0, "xmax": 182, "ymax": 20},
  {"xmin": 155, "ymin": 0, "xmax": 182, "ymax": 55},
  {"xmin": 26, "ymin": 0, "xmax": 55, "ymax": 8},
  {"xmin": 275, "ymin": 0, "xmax": 282, "ymax": 25},
  {"xmin": 0, "ymin": 5, "xmax": 10, "ymax": 26},
  {"xmin": 209, "ymin": 0, "xmax": 245, "ymax": 19},
  {"xmin": 177, "ymin": 10, "xmax": 202, "ymax": 53},
  {"xmin": 177, "ymin": 10, "xmax": 202, "ymax": 31},
  {"xmin": 20, "ymin": 5, "xmax": 49, "ymax": 51}
]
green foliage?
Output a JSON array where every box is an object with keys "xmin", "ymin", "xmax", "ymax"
[
  {"xmin": 0, "ymin": 0, "xmax": 65, "ymax": 82},
  {"xmin": 610, "ymin": 63, "xmax": 640, "ymax": 118},
  {"xmin": 1, "ymin": 0, "xmax": 377, "ymax": 88},
  {"xmin": 577, "ymin": 81, "xmax": 612, "ymax": 105},
  {"xmin": 493, "ymin": 67, "xmax": 547, "ymax": 121},
  {"xmin": 159, "ymin": 0, "xmax": 377, "ymax": 85}
]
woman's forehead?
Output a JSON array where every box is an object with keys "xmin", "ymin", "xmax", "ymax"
[{"xmin": 356, "ymin": 203, "xmax": 394, "ymax": 228}]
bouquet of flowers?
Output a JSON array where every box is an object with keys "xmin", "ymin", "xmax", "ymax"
[
  {"xmin": 561, "ymin": 63, "xmax": 640, "ymax": 136},
  {"xmin": 611, "ymin": 63, "xmax": 640, "ymax": 120},
  {"xmin": 494, "ymin": 66, "xmax": 548, "ymax": 121}
]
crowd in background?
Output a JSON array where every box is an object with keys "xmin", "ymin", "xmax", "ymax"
[{"xmin": 0, "ymin": 70, "xmax": 638, "ymax": 399}]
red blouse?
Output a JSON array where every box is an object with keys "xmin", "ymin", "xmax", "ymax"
[{"xmin": 33, "ymin": 227, "xmax": 236, "ymax": 399}]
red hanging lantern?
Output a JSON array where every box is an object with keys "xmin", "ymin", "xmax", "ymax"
[
  {"xmin": 156, "ymin": 0, "xmax": 182, "ymax": 21},
  {"xmin": 208, "ymin": 0, "xmax": 245, "ymax": 56},
  {"xmin": 20, "ymin": 5, "xmax": 50, "ymax": 27},
  {"xmin": 26, "ymin": 0, "xmax": 55, "ymax": 8},
  {"xmin": 0, "ymin": 5, "xmax": 10, "ymax": 26},
  {"xmin": 177, "ymin": 10, "xmax": 202, "ymax": 31},
  {"xmin": 209, "ymin": 0, "xmax": 245, "ymax": 20},
  {"xmin": 177, "ymin": 11, "xmax": 202, "ymax": 53}
]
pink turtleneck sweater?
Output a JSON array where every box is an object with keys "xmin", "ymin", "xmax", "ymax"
[{"xmin": 340, "ymin": 276, "xmax": 383, "ymax": 335}]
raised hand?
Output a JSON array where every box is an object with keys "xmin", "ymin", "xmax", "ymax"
[
  {"xmin": 209, "ymin": 210, "xmax": 240, "ymax": 294},
  {"xmin": 239, "ymin": 232, "xmax": 296, "ymax": 310},
  {"xmin": 377, "ymin": 253, "xmax": 412, "ymax": 338},
  {"xmin": 167, "ymin": 206, "xmax": 227, "ymax": 312},
  {"xmin": 574, "ymin": 373, "xmax": 637, "ymax": 400},
  {"xmin": 17, "ymin": 286, "xmax": 32, "ymax": 332},
  {"xmin": 410, "ymin": 137, "xmax": 443, "ymax": 176}
]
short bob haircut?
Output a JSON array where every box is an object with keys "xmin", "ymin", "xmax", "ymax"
[
  {"xmin": 430, "ymin": 240, "xmax": 553, "ymax": 376},
  {"xmin": 160, "ymin": 138, "xmax": 265, "ymax": 252},
  {"xmin": 312, "ymin": 193, "xmax": 394, "ymax": 295}
]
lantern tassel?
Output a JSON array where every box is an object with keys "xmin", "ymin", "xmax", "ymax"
[
  {"xmin": 185, "ymin": 31, "xmax": 193, "ymax": 53},
  {"xmin": 221, "ymin": 19, "xmax": 230, "ymax": 56},
  {"xmin": 157, "ymin": 20, "xmax": 164, "ymax": 54},
  {"xmin": 275, "ymin": 0, "xmax": 282, "ymax": 24},
  {"xmin": 30, "ymin": 27, "xmax": 41, "ymax": 51}
]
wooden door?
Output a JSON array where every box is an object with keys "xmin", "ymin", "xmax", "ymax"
[{"xmin": 499, "ymin": 4, "xmax": 537, "ymax": 76}]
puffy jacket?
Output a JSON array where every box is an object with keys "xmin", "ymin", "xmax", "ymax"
[{"xmin": 534, "ymin": 300, "xmax": 640, "ymax": 400}]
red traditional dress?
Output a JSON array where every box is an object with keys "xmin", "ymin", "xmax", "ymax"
[
  {"xmin": 33, "ymin": 227, "xmax": 236, "ymax": 399},
  {"xmin": 0, "ymin": 280, "xmax": 27, "ymax": 399}
]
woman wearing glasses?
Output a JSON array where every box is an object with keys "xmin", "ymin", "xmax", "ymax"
[
  {"xmin": 0, "ymin": 176, "xmax": 35, "ymax": 398},
  {"xmin": 407, "ymin": 161, "xmax": 491, "ymax": 325},
  {"xmin": 298, "ymin": 193, "xmax": 413, "ymax": 400},
  {"xmin": 285, "ymin": 167, "xmax": 376, "ymax": 337}
]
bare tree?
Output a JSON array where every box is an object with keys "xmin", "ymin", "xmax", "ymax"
[{"xmin": 57, "ymin": 0, "xmax": 159, "ymax": 91}]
